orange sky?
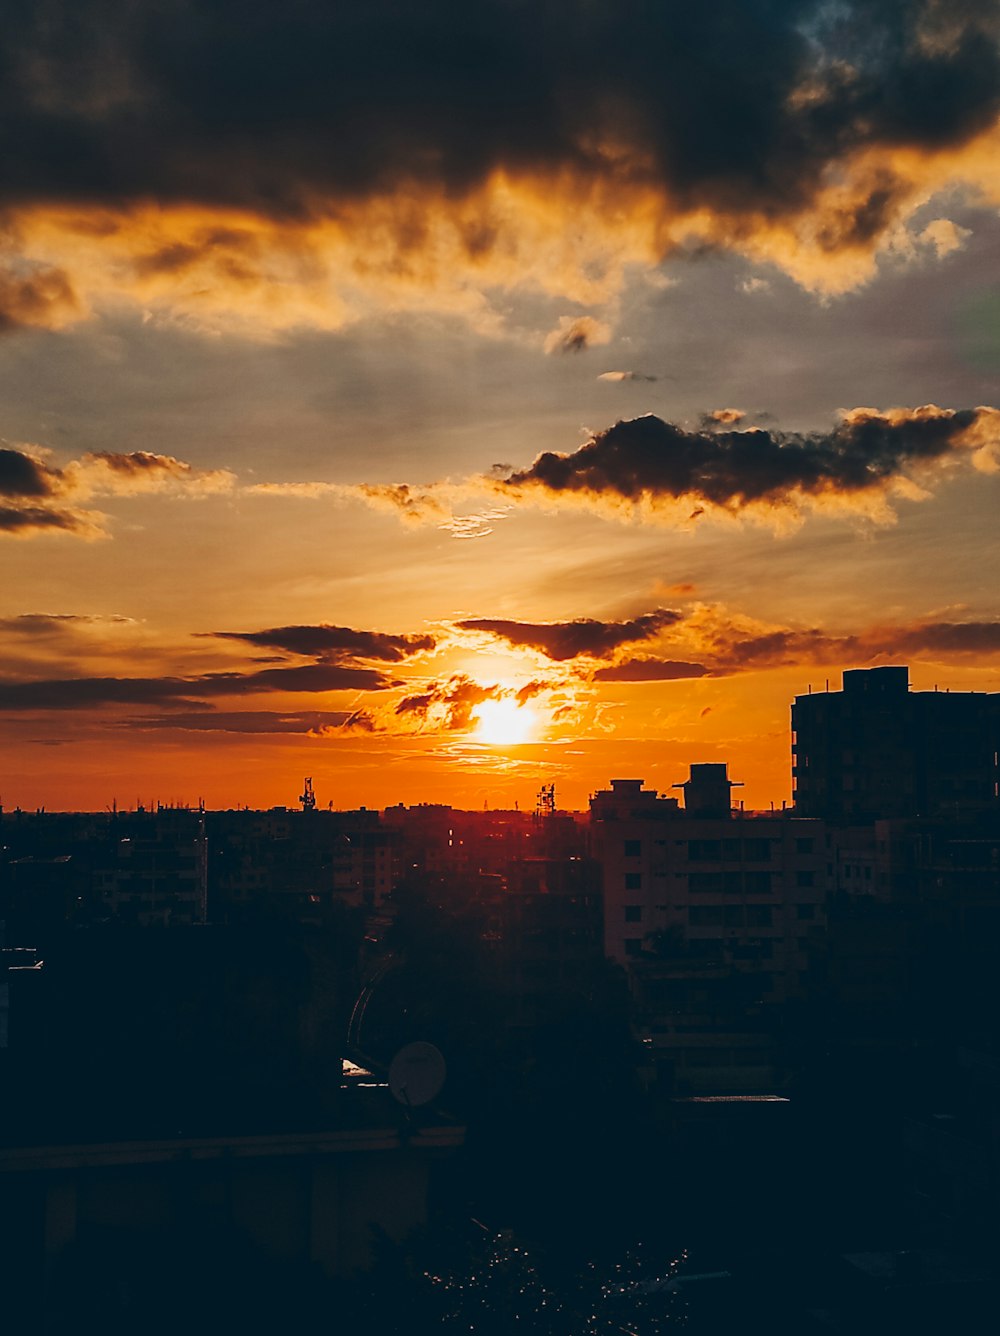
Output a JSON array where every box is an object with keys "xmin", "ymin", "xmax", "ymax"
[{"xmin": 2, "ymin": 2, "xmax": 1000, "ymax": 812}]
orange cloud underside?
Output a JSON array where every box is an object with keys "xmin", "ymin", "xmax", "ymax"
[{"xmin": 7, "ymin": 118, "xmax": 1000, "ymax": 340}]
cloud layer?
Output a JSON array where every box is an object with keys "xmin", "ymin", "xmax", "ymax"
[
  {"xmin": 498, "ymin": 406, "xmax": 1000, "ymax": 524},
  {"xmin": 210, "ymin": 624, "xmax": 436, "ymax": 663},
  {"xmin": 3, "ymin": 1, "xmax": 1000, "ymax": 329},
  {"xmin": 297, "ymin": 405, "xmax": 999, "ymax": 534}
]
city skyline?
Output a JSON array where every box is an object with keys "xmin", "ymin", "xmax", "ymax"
[{"xmin": 3, "ymin": 2, "xmax": 1000, "ymax": 812}]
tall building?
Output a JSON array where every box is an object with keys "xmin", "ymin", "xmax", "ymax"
[{"xmin": 792, "ymin": 666, "xmax": 1000, "ymax": 822}]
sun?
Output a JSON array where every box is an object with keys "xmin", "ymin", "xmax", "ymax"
[{"xmin": 472, "ymin": 698, "xmax": 536, "ymax": 745}]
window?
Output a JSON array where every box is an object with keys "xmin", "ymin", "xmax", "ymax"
[
  {"xmin": 743, "ymin": 838, "xmax": 771, "ymax": 860},
  {"xmin": 746, "ymin": 904, "xmax": 773, "ymax": 927},
  {"xmin": 623, "ymin": 937, "xmax": 643, "ymax": 956},
  {"xmin": 724, "ymin": 904, "xmax": 745, "ymax": 927},
  {"xmin": 624, "ymin": 904, "xmax": 643, "ymax": 922},
  {"xmin": 744, "ymin": 870, "xmax": 772, "ymax": 893},
  {"xmin": 796, "ymin": 903, "xmax": 816, "ymax": 920},
  {"xmin": 796, "ymin": 838, "xmax": 815, "ymax": 854},
  {"xmin": 796, "ymin": 870, "xmax": 815, "ymax": 888},
  {"xmin": 689, "ymin": 871, "xmax": 725, "ymax": 893},
  {"xmin": 624, "ymin": 872, "xmax": 642, "ymax": 891},
  {"xmin": 624, "ymin": 840, "xmax": 642, "ymax": 857},
  {"xmin": 688, "ymin": 839, "xmax": 721, "ymax": 860},
  {"xmin": 689, "ymin": 905, "xmax": 724, "ymax": 927}
]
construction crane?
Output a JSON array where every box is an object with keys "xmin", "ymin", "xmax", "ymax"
[{"xmin": 300, "ymin": 776, "xmax": 317, "ymax": 812}]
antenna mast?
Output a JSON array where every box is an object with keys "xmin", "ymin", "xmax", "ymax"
[{"xmin": 535, "ymin": 783, "xmax": 555, "ymax": 818}]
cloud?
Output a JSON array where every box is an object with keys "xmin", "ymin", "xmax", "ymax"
[
  {"xmin": 259, "ymin": 404, "xmax": 1000, "ymax": 536},
  {"xmin": 882, "ymin": 620, "xmax": 1000, "ymax": 656},
  {"xmin": 72, "ymin": 451, "xmax": 236, "ymax": 496},
  {"xmin": 210, "ymin": 623, "xmax": 435, "ymax": 663},
  {"xmin": 918, "ymin": 217, "xmax": 972, "ymax": 258},
  {"xmin": 455, "ymin": 609, "xmax": 681, "ymax": 661},
  {"xmin": 0, "ymin": 447, "xmax": 62, "ymax": 498},
  {"xmin": 438, "ymin": 507, "xmax": 510, "ymax": 539},
  {"xmin": 496, "ymin": 406, "xmax": 1000, "ymax": 525},
  {"xmin": 593, "ymin": 659, "xmax": 710, "ymax": 682},
  {"xmin": 1, "ymin": 1, "xmax": 1000, "ymax": 330},
  {"xmin": 0, "ymin": 445, "xmax": 234, "ymax": 538},
  {"xmin": 0, "ymin": 662, "xmax": 398, "ymax": 711},
  {"xmin": 597, "ymin": 371, "xmax": 657, "ymax": 383},
  {"xmin": 0, "ymin": 503, "xmax": 102, "ymax": 537},
  {"xmin": 394, "ymin": 675, "xmax": 500, "ymax": 731},
  {"xmin": 702, "ymin": 408, "xmax": 746, "ymax": 427},
  {"xmin": 0, "ymin": 613, "xmax": 137, "ymax": 632},
  {"xmin": 124, "ymin": 709, "xmax": 363, "ymax": 734},
  {"xmin": 593, "ymin": 605, "xmax": 1000, "ymax": 679},
  {"xmin": 544, "ymin": 315, "xmax": 612, "ymax": 355},
  {"xmin": 0, "ymin": 265, "xmax": 80, "ymax": 331},
  {"xmin": 514, "ymin": 679, "xmax": 557, "ymax": 706}
]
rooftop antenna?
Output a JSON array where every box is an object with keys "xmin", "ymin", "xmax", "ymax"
[
  {"xmin": 536, "ymin": 783, "xmax": 556, "ymax": 818},
  {"xmin": 300, "ymin": 777, "xmax": 316, "ymax": 812}
]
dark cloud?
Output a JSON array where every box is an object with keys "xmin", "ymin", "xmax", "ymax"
[
  {"xmin": 0, "ymin": 662, "xmax": 397, "ymax": 711},
  {"xmin": 212, "ymin": 623, "xmax": 436, "ymax": 663},
  {"xmin": 702, "ymin": 620, "xmax": 1000, "ymax": 671},
  {"xmin": 0, "ymin": 445, "xmax": 231, "ymax": 537},
  {"xmin": 0, "ymin": 503, "xmax": 94, "ymax": 536},
  {"xmin": 124, "ymin": 710, "xmax": 360, "ymax": 734},
  {"xmin": 499, "ymin": 407, "xmax": 998, "ymax": 515},
  {"xmin": 0, "ymin": 612, "xmax": 135, "ymax": 633},
  {"xmin": 880, "ymin": 620, "xmax": 1000, "ymax": 657},
  {"xmin": 456, "ymin": 609, "xmax": 681, "ymax": 660},
  {"xmin": 2, "ymin": 1, "xmax": 996, "ymax": 254},
  {"xmin": 593, "ymin": 658, "xmax": 710, "ymax": 682},
  {"xmin": 514, "ymin": 679, "xmax": 556, "ymax": 706},
  {"xmin": 646, "ymin": 613, "xmax": 1000, "ymax": 677},
  {"xmin": 0, "ymin": 448, "xmax": 61, "ymax": 498},
  {"xmin": 342, "ymin": 709, "xmax": 377, "ymax": 733},
  {"xmin": 395, "ymin": 675, "xmax": 499, "ymax": 730}
]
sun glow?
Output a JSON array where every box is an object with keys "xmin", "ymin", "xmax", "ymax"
[{"xmin": 472, "ymin": 698, "xmax": 537, "ymax": 745}]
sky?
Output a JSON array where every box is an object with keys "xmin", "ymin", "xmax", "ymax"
[{"xmin": 1, "ymin": 0, "xmax": 999, "ymax": 813}]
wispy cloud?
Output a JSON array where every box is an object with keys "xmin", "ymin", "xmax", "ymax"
[
  {"xmin": 544, "ymin": 315, "xmax": 611, "ymax": 355},
  {"xmin": 0, "ymin": 444, "xmax": 235, "ymax": 539}
]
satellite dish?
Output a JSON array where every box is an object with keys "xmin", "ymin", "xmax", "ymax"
[{"xmin": 388, "ymin": 1041, "xmax": 447, "ymax": 1108}]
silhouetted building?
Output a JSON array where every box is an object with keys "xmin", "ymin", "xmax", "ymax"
[
  {"xmin": 95, "ymin": 807, "xmax": 208, "ymax": 925},
  {"xmin": 591, "ymin": 768, "xmax": 827, "ymax": 1094},
  {"xmin": 792, "ymin": 666, "xmax": 1000, "ymax": 822}
]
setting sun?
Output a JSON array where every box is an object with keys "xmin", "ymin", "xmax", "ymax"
[{"xmin": 472, "ymin": 698, "xmax": 537, "ymax": 745}]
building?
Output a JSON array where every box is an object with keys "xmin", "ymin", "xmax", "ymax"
[
  {"xmin": 94, "ymin": 807, "xmax": 208, "ymax": 926},
  {"xmin": 792, "ymin": 666, "xmax": 1000, "ymax": 822},
  {"xmin": 590, "ymin": 768, "xmax": 827, "ymax": 1094}
]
